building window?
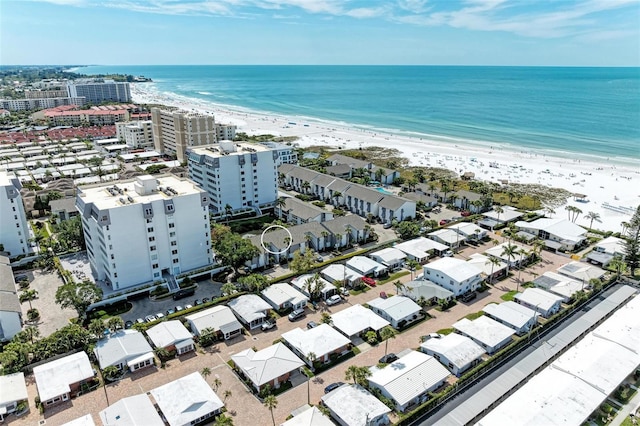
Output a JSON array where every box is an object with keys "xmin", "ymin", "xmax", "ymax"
[
  {"xmin": 152, "ymin": 263, "xmax": 158, "ymax": 269},
  {"xmin": 147, "ymin": 227, "xmax": 154, "ymax": 232},
  {"xmin": 149, "ymin": 236, "xmax": 155, "ymax": 242},
  {"xmin": 171, "ymin": 241, "xmax": 177, "ymax": 246},
  {"xmin": 170, "ymin": 232, "xmax": 175, "ymax": 237},
  {"xmin": 150, "ymin": 246, "xmax": 156, "ymax": 251},
  {"xmin": 172, "ymin": 258, "xmax": 179, "ymax": 264},
  {"xmin": 167, "ymin": 205, "xmax": 174, "ymax": 212},
  {"xmin": 169, "ymin": 223, "xmax": 175, "ymax": 228}
]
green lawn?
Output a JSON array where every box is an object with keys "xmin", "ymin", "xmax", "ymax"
[
  {"xmin": 463, "ymin": 311, "xmax": 485, "ymax": 321},
  {"xmin": 501, "ymin": 290, "xmax": 518, "ymax": 301}
]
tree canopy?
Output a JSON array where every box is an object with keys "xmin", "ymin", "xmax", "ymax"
[
  {"xmin": 210, "ymin": 225, "xmax": 259, "ymax": 272},
  {"xmin": 55, "ymin": 279, "xmax": 103, "ymax": 319}
]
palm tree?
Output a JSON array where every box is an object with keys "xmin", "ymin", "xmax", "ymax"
[
  {"xmin": 263, "ymin": 394, "xmax": 278, "ymax": 426},
  {"xmin": 392, "ymin": 280, "xmax": 405, "ymax": 295},
  {"xmin": 609, "ymin": 257, "xmax": 627, "ymax": 280},
  {"xmin": 501, "ymin": 243, "xmax": 518, "ymax": 275},
  {"xmin": 544, "ymin": 206, "xmax": 556, "ymax": 218},
  {"xmin": 517, "ymin": 248, "xmax": 530, "ymax": 283},
  {"xmin": 584, "ymin": 211, "xmax": 602, "ymax": 230},
  {"xmin": 89, "ymin": 318, "xmax": 105, "ymax": 338},
  {"xmin": 486, "ymin": 256, "xmax": 502, "ymax": 284},
  {"xmin": 23, "ymin": 325, "xmax": 40, "ymax": 344},
  {"xmin": 102, "ymin": 365, "xmax": 120, "ymax": 381},
  {"xmin": 214, "ymin": 414, "xmax": 234, "ymax": 426},
  {"xmin": 301, "ymin": 181, "xmax": 311, "ymax": 195},
  {"xmin": 19, "ymin": 289, "xmax": 38, "ymax": 310},
  {"xmin": 345, "ymin": 365, "xmax": 361, "ymax": 384},
  {"xmin": 213, "ymin": 377, "xmax": 222, "ymax": 391},
  {"xmin": 565, "ymin": 205, "xmax": 573, "ymax": 221},
  {"xmin": 274, "ymin": 197, "xmax": 287, "ymax": 219},
  {"xmin": 493, "ymin": 206, "xmax": 504, "ymax": 229},
  {"xmin": 106, "ymin": 316, "xmax": 124, "ymax": 333},
  {"xmin": 201, "ymin": 367, "xmax": 211, "ymax": 382},
  {"xmin": 380, "ymin": 326, "xmax": 397, "ymax": 356},
  {"xmin": 221, "ymin": 282, "xmax": 237, "ymax": 297},
  {"xmin": 222, "ymin": 389, "xmax": 232, "ymax": 403}
]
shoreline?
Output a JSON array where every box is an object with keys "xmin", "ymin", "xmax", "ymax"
[{"xmin": 130, "ymin": 83, "xmax": 640, "ymax": 234}]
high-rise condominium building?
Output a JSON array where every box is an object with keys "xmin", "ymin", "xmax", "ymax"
[
  {"xmin": 186, "ymin": 142, "xmax": 278, "ymax": 215},
  {"xmin": 76, "ymin": 175, "xmax": 212, "ymax": 291},
  {"xmin": 0, "ymin": 173, "xmax": 31, "ymax": 257},
  {"xmin": 151, "ymin": 108, "xmax": 217, "ymax": 162},
  {"xmin": 116, "ymin": 120, "xmax": 154, "ymax": 149},
  {"xmin": 67, "ymin": 79, "xmax": 131, "ymax": 104}
]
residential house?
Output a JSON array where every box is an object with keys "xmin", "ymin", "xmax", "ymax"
[
  {"xmin": 367, "ymin": 296, "xmax": 424, "ymax": 329},
  {"xmin": 586, "ymin": 236, "xmax": 626, "ymax": 267},
  {"xmin": 146, "ymin": 320, "xmax": 195, "ymax": 355},
  {"xmin": 291, "ymin": 274, "xmax": 337, "ymax": 300},
  {"xmin": 423, "ymin": 258, "xmax": 483, "ymax": 297},
  {"xmin": 482, "ymin": 302, "xmax": 539, "ymax": 335},
  {"xmin": 399, "ymin": 280, "xmax": 454, "ymax": 305},
  {"xmin": 428, "ymin": 228, "xmax": 465, "ymax": 248},
  {"xmin": 231, "ymin": 342, "xmax": 305, "ymax": 392},
  {"xmin": 276, "ymin": 197, "xmax": 333, "ymax": 224},
  {"xmin": 321, "ymin": 384, "xmax": 391, "ymax": 426},
  {"xmin": 402, "ymin": 191, "xmax": 438, "ymax": 208},
  {"xmin": 281, "ymin": 405, "xmax": 335, "ymax": 426},
  {"xmin": 150, "ymin": 372, "xmax": 224, "ymax": 426},
  {"xmin": 185, "ymin": 305, "xmax": 243, "ymax": 340},
  {"xmin": 325, "ymin": 154, "xmax": 399, "ymax": 185},
  {"xmin": 0, "ymin": 372, "xmax": 28, "ymax": 421},
  {"xmin": 94, "ymin": 330, "xmax": 155, "ymax": 372},
  {"xmin": 514, "ymin": 288, "xmax": 564, "ymax": 318},
  {"xmin": 557, "ymin": 261, "xmax": 605, "ymax": 284},
  {"xmin": 452, "ymin": 316, "xmax": 514, "ymax": 354},
  {"xmin": 98, "ymin": 394, "xmax": 164, "ymax": 426},
  {"xmin": 515, "ymin": 218, "xmax": 587, "ymax": 251},
  {"xmin": 282, "ymin": 324, "xmax": 351, "ymax": 366},
  {"xmin": 321, "ymin": 264, "xmax": 363, "ymax": 287},
  {"xmin": 261, "ymin": 283, "xmax": 309, "ymax": 311},
  {"xmin": 326, "ymin": 163, "xmax": 352, "ymax": 178},
  {"xmin": 33, "ymin": 352, "xmax": 95, "ymax": 409},
  {"xmin": 533, "ymin": 271, "xmax": 584, "ymax": 301},
  {"xmin": 369, "ymin": 247, "xmax": 406, "ymax": 271},
  {"xmin": 466, "ymin": 253, "xmax": 508, "ymax": 283},
  {"xmin": 330, "ymin": 304, "xmax": 390, "ymax": 340},
  {"xmin": 478, "ymin": 206, "xmax": 523, "ymax": 230},
  {"xmin": 368, "ymin": 350, "xmax": 450, "ymax": 412},
  {"xmin": 449, "ymin": 222, "xmax": 487, "ymax": 240},
  {"xmin": 62, "ymin": 414, "xmax": 96, "ymax": 426},
  {"xmin": 49, "ymin": 197, "xmax": 79, "ymax": 221},
  {"xmin": 420, "ymin": 333, "xmax": 485, "ymax": 376},
  {"xmin": 320, "ymin": 215, "xmax": 368, "ymax": 248},
  {"xmin": 346, "ymin": 256, "xmax": 387, "ymax": 278},
  {"xmin": 394, "ymin": 237, "xmax": 449, "ymax": 263},
  {"xmin": 451, "ymin": 190, "xmax": 486, "ymax": 213},
  {"xmin": 484, "ymin": 242, "xmax": 532, "ymax": 269},
  {"xmin": 228, "ymin": 294, "xmax": 272, "ymax": 330},
  {"xmin": 0, "ymin": 256, "xmax": 22, "ymax": 342}
]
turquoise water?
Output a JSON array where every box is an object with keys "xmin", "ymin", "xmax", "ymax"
[
  {"xmin": 375, "ymin": 187, "xmax": 394, "ymax": 195},
  {"xmin": 76, "ymin": 65, "xmax": 640, "ymax": 162}
]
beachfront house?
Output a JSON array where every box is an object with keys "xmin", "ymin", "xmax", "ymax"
[
  {"xmin": 99, "ymin": 394, "xmax": 164, "ymax": 426},
  {"xmin": 228, "ymin": 294, "xmax": 272, "ymax": 330},
  {"xmin": 94, "ymin": 330, "xmax": 155, "ymax": 372},
  {"xmin": 482, "ymin": 302, "xmax": 539, "ymax": 335},
  {"xmin": 369, "ymin": 247, "xmax": 407, "ymax": 271},
  {"xmin": 514, "ymin": 288, "xmax": 564, "ymax": 318},
  {"xmin": 367, "ymin": 296, "xmax": 424, "ymax": 329},
  {"xmin": 533, "ymin": 271, "xmax": 583, "ymax": 302},
  {"xmin": 33, "ymin": 352, "xmax": 95, "ymax": 410},
  {"xmin": 231, "ymin": 343, "xmax": 305, "ymax": 392},
  {"xmin": 145, "ymin": 320, "xmax": 195, "ymax": 355},
  {"xmin": 0, "ymin": 372, "xmax": 28, "ymax": 421},
  {"xmin": 420, "ymin": 333, "xmax": 486, "ymax": 377},
  {"xmin": 330, "ymin": 304, "xmax": 390, "ymax": 340},
  {"xmin": 367, "ymin": 351, "xmax": 450, "ymax": 413},
  {"xmin": 452, "ymin": 316, "xmax": 514, "ymax": 354},
  {"xmin": 586, "ymin": 236, "xmax": 626, "ymax": 267},
  {"xmin": 185, "ymin": 305, "xmax": 243, "ymax": 340},
  {"xmin": 150, "ymin": 372, "xmax": 224, "ymax": 426},
  {"xmin": 423, "ymin": 258, "xmax": 483, "ymax": 297},
  {"xmin": 321, "ymin": 384, "xmax": 391, "ymax": 426},
  {"xmin": 282, "ymin": 324, "xmax": 351, "ymax": 366},
  {"xmin": 261, "ymin": 283, "xmax": 309, "ymax": 311},
  {"xmin": 450, "ymin": 190, "xmax": 487, "ymax": 213},
  {"xmin": 478, "ymin": 206, "xmax": 523, "ymax": 230},
  {"xmin": 556, "ymin": 261, "xmax": 606, "ymax": 284},
  {"xmin": 515, "ymin": 218, "xmax": 587, "ymax": 251}
]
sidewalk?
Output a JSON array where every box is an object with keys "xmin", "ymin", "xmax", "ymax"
[{"xmin": 611, "ymin": 387, "xmax": 640, "ymax": 426}]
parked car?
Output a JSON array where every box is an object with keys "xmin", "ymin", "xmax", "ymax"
[
  {"xmin": 379, "ymin": 353, "xmax": 398, "ymax": 364},
  {"xmin": 340, "ymin": 287, "xmax": 350, "ymax": 296},
  {"xmin": 421, "ymin": 333, "xmax": 442, "ymax": 342},
  {"xmin": 166, "ymin": 308, "xmax": 175, "ymax": 315},
  {"xmin": 461, "ymin": 211, "xmax": 471, "ymax": 217},
  {"xmin": 155, "ymin": 312, "xmax": 165, "ymax": 319},
  {"xmin": 307, "ymin": 321, "xmax": 318, "ymax": 329},
  {"xmin": 383, "ymin": 222, "xmax": 393, "ymax": 229},
  {"xmin": 324, "ymin": 382, "xmax": 345, "ymax": 394},
  {"xmin": 144, "ymin": 315, "xmax": 157, "ymax": 323},
  {"xmin": 460, "ymin": 291, "xmax": 477, "ymax": 302},
  {"xmin": 379, "ymin": 291, "xmax": 388, "ymax": 299},
  {"xmin": 288, "ymin": 309, "xmax": 306, "ymax": 321},
  {"xmin": 326, "ymin": 295, "xmax": 342, "ymax": 306},
  {"xmin": 361, "ymin": 277, "xmax": 376, "ymax": 286},
  {"xmin": 194, "ymin": 299, "xmax": 201, "ymax": 306},
  {"xmin": 173, "ymin": 288, "xmax": 195, "ymax": 300},
  {"xmin": 175, "ymin": 306, "xmax": 184, "ymax": 312},
  {"xmin": 124, "ymin": 320, "xmax": 133, "ymax": 329},
  {"xmin": 184, "ymin": 304, "xmax": 193, "ymax": 310},
  {"xmin": 135, "ymin": 318, "xmax": 145, "ymax": 324},
  {"xmin": 443, "ymin": 250, "xmax": 454, "ymax": 257},
  {"xmin": 14, "ymin": 274, "xmax": 29, "ymax": 283},
  {"xmin": 261, "ymin": 320, "xmax": 276, "ymax": 331},
  {"xmin": 202, "ymin": 297, "xmax": 210, "ymax": 304},
  {"xmin": 316, "ymin": 255, "xmax": 324, "ymax": 263},
  {"xmin": 439, "ymin": 219, "xmax": 451, "ymax": 226}
]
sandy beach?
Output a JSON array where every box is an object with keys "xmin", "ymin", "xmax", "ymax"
[{"xmin": 131, "ymin": 83, "xmax": 639, "ymax": 233}]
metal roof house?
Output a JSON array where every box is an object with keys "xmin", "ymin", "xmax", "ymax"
[
  {"xmin": 321, "ymin": 384, "xmax": 391, "ymax": 426},
  {"xmin": 282, "ymin": 324, "xmax": 351, "ymax": 366},
  {"xmin": 399, "ymin": 279, "xmax": 455, "ymax": 304},
  {"xmin": 261, "ymin": 283, "xmax": 309, "ymax": 311},
  {"xmin": 394, "ymin": 237, "xmax": 449, "ymax": 263},
  {"xmin": 514, "ymin": 288, "xmax": 564, "ymax": 318},
  {"xmin": 291, "ymin": 274, "xmax": 337, "ymax": 300},
  {"xmin": 369, "ymin": 247, "xmax": 407, "ymax": 271},
  {"xmin": 556, "ymin": 261, "xmax": 605, "ymax": 283},
  {"xmin": 321, "ymin": 264, "xmax": 363, "ymax": 286},
  {"xmin": 423, "ymin": 257, "xmax": 483, "ymax": 297},
  {"xmin": 281, "ymin": 405, "xmax": 335, "ymax": 426},
  {"xmin": 98, "ymin": 394, "xmax": 164, "ymax": 426},
  {"xmin": 533, "ymin": 271, "xmax": 583, "ymax": 302},
  {"xmin": 482, "ymin": 302, "xmax": 539, "ymax": 335},
  {"xmin": 94, "ymin": 330, "xmax": 154, "ymax": 372},
  {"xmin": 346, "ymin": 256, "xmax": 387, "ymax": 277},
  {"xmin": 228, "ymin": 294, "xmax": 272, "ymax": 330},
  {"xmin": 184, "ymin": 305, "xmax": 243, "ymax": 340},
  {"xmin": 150, "ymin": 372, "xmax": 224, "ymax": 426},
  {"xmin": 330, "ymin": 304, "xmax": 390, "ymax": 339},
  {"xmin": 231, "ymin": 342, "xmax": 305, "ymax": 392},
  {"xmin": 452, "ymin": 316, "xmax": 514, "ymax": 354},
  {"xmin": 420, "ymin": 333, "xmax": 486, "ymax": 377},
  {"xmin": 0, "ymin": 372, "xmax": 28, "ymax": 421},
  {"xmin": 515, "ymin": 218, "xmax": 587, "ymax": 251},
  {"xmin": 146, "ymin": 320, "xmax": 195, "ymax": 355},
  {"xmin": 367, "ymin": 296, "xmax": 424, "ymax": 329},
  {"xmin": 368, "ymin": 350, "xmax": 450, "ymax": 412},
  {"xmin": 33, "ymin": 352, "xmax": 95, "ymax": 409}
]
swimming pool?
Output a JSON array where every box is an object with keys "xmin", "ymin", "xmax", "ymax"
[{"xmin": 375, "ymin": 187, "xmax": 393, "ymax": 195}]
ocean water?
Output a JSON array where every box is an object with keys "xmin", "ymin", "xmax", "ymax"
[{"xmin": 76, "ymin": 65, "xmax": 640, "ymax": 162}]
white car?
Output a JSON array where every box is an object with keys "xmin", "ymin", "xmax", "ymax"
[{"xmin": 326, "ymin": 295, "xmax": 342, "ymax": 306}]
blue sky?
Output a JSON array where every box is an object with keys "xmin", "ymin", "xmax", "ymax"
[{"xmin": 1, "ymin": 0, "xmax": 639, "ymax": 66}]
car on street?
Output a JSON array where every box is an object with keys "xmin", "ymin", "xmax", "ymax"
[
  {"xmin": 144, "ymin": 315, "xmax": 157, "ymax": 323},
  {"xmin": 361, "ymin": 276, "xmax": 376, "ymax": 286},
  {"xmin": 324, "ymin": 382, "xmax": 345, "ymax": 394},
  {"xmin": 288, "ymin": 308, "xmax": 306, "ymax": 321},
  {"xmin": 124, "ymin": 320, "xmax": 133, "ymax": 329},
  {"xmin": 156, "ymin": 312, "xmax": 165, "ymax": 319},
  {"xmin": 421, "ymin": 333, "xmax": 442, "ymax": 342},
  {"xmin": 307, "ymin": 321, "xmax": 318, "ymax": 329},
  {"xmin": 136, "ymin": 318, "xmax": 145, "ymax": 324},
  {"xmin": 166, "ymin": 308, "xmax": 175, "ymax": 315},
  {"xmin": 439, "ymin": 219, "xmax": 451, "ymax": 226},
  {"xmin": 175, "ymin": 306, "xmax": 184, "ymax": 312},
  {"xmin": 379, "ymin": 291, "xmax": 388, "ymax": 299},
  {"xmin": 261, "ymin": 320, "xmax": 276, "ymax": 331},
  {"xmin": 202, "ymin": 297, "xmax": 210, "ymax": 304},
  {"xmin": 326, "ymin": 295, "xmax": 342, "ymax": 306},
  {"xmin": 379, "ymin": 353, "xmax": 398, "ymax": 364},
  {"xmin": 461, "ymin": 211, "xmax": 471, "ymax": 217}
]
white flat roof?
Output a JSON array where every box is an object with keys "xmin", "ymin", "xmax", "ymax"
[
  {"xmin": 516, "ymin": 218, "xmax": 586, "ymax": 242},
  {"xmin": 420, "ymin": 333, "xmax": 485, "ymax": 371},
  {"xmin": 321, "ymin": 384, "xmax": 390, "ymax": 426},
  {"xmin": 185, "ymin": 305, "xmax": 242, "ymax": 336},
  {"xmin": 61, "ymin": 414, "xmax": 96, "ymax": 426},
  {"xmin": 281, "ymin": 405, "xmax": 334, "ymax": 426},
  {"xmin": 346, "ymin": 256, "xmax": 387, "ymax": 275},
  {"xmin": 282, "ymin": 324, "xmax": 351, "ymax": 358},
  {"xmin": 228, "ymin": 294, "xmax": 272, "ymax": 324},
  {"xmin": 188, "ymin": 142, "xmax": 272, "ymax": 158},
  {"xmin": 292, "ymin": 274, "xmax": 336, "ymax": 295},
  {"xmin": 483, "ymin": 206, "xmax": 522, "ymax": 222},
  {"xmin": 94, "ymin": 329, "xmax": 153, "ymax": 369},
  {"xmin": 467, "ymin": 253, "xmax": 508, "ymax": 276},
  {"xmin": 425, "ymin": 257, "xmax": 482, "ymax": 283},
  {"xmin": 146, "ymin": 320, "xmax": 193, "ymax": 348},
  {"xmin": 368, "ymin": 296, "xmax": 422, "ymax": 322},
  {"xmin": 514, "ymin": 288, "xmax": 563, "ymax": 312},
  {"xmin": 534, "ymin": 271, "xmax": 583, "ymax": 300},
  {"xmin": 484, "ymin": 242, "xmax": 530, "ymax": 261},
  {"xmin": 331, "ymin": 304, "xmax": 390, "ymax": 337},
  {"xmin": 557, "ymin": 261, "xmax": 605, "ymax": 282},
  {"xmin": 369, "ymin": 247, "xmax": 406, "ymax": 264},
  {"xmin": 0, "ymin": 372, "xmax": 28, "ymax": 406},
  {"xmin": 483, "ymin": 301, "xmax": 538, "ymax": 330},
  {"xmin": 594, "ymin": 236, "xmax": 626, "ymax": 255},
  {"xmin": 231, "ymin": 342, "xmax": 304, "ymax": 388},
  {"xmin": 394, "ymin": 237, "xmax": 447, "ymax": 259},
  {"xmin": 99, "ymin": 394, "xmax": 164, "ymax": 426},
  {"xmin": 261, "ymin": 283, "xmax": 308, "ymax": 307},
  {"xmin": 33, "ymin": 352, "xmax": 94, "ymax": 402},
  {"xmin": 321, "ymin": 264, "xmax": 363, "ymax": 283},
  {"xmin": 428, "ymin": 228, "xmax": 462, "ymax": 244},
  {"xmin": 150, "ymin": 372, "xmax": 223, "ymax": 426},
  {"xmin": 368, "ymin": 351, "xmax": 450, "ymax": 406},
  {"xmin": 452, "ymin": 316, "xmax": 514, "ymax": 349},
  {"xmin": 449, "ymin": 222, "xmax": 485, "ymax": 237}
]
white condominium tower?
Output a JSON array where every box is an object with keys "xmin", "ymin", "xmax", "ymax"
[
  {"xmin": 76, "ymin": 175, "xmax": 212, "ymax": 291},
  {"xmin": 116, "ymin": 120, "xmax": 154, "ymax": 149},
  {"xmin": 0, "ymin": 172, "xmax": 31, "ymax": 257},
  {"xmin": 186, "ymin": 142, "xmax": 278, "ymax": 215},
  {"xmin": 151, "ymin": 108, "xmax": 217, "ymax": 162}
]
